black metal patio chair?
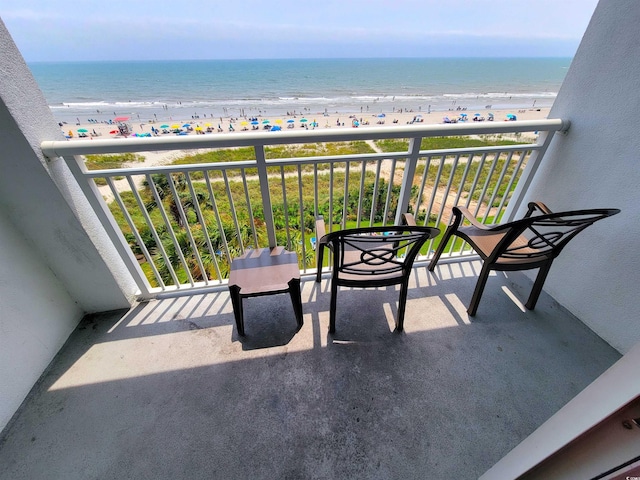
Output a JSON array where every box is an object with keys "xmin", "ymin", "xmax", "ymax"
[
  {"xmin": 427, "ymin": 201, "xmax": 620, "ymax": 316},
  {"xmin": 316, "ymin": 218, "xmax": 439, "ymax": 332}
]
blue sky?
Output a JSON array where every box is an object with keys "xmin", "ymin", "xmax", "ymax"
[{"xmin": 1, "ymin": 0, "xmax": 599, "ymax": 61}]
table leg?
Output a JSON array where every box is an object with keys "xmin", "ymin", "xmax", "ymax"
[
  {"xmin": 228, "ymin": 285, "xmax": 245, "ymax": 336},
  {"xmin": 288, "ymin": 278, "xmax": 304, "ymax": 330}
]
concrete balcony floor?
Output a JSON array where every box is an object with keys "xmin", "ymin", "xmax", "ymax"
[{"xmin": 0, "ymin": 259, "xmax": 621, "ymax": 480}]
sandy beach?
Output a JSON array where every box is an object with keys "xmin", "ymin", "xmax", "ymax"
[{"xmin": 61, "ymin": 106, "xmax": 551, "ymax": 142}]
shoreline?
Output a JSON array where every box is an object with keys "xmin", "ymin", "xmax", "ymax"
[{"xmin": 61, "ymin": 106, "xmax": 551, "ymax": 141}]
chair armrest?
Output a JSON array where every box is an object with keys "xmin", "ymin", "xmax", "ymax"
[
  {"xmin": 401, "ymin": 213, "xmax": 417, "ymax": 226},
  {"xmin": 453, "ymin": 206, "xmax": 491, "ymax": 230},
  {"xmin": 525, "ymin": 201, "xmax": 554, "ymax": 217}
]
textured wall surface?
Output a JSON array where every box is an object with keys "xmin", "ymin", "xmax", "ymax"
[
  {"xmin": 0, "ymin": 20, "xmax": 135, "ymax": 432},
  {"xmin": 523, "ymin": 0, "xmax": 640, "ymax": 353}
]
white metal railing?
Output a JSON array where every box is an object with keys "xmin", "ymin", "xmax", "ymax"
[{"xmin": 41, "ymin": 119, "xmax": 569, "ymax": 299}]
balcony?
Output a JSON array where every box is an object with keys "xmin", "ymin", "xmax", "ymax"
[
  {"xmin": 2, "ymin": 3, "xmax": 640, "ymax": 477},
  {"xmin": 0, "ymin": 119, "xmax": 626, "ymax": 479},
  {"xmin": 0, "ymin": 261, "xmax": 621, "ymax": 479}
]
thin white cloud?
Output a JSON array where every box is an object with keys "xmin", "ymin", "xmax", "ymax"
[{"xmin": 1, "ymin": 0, "xmax": 598, "ymax": 61}]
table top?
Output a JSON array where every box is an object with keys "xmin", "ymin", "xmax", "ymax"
[{"xmin": 228, "ymin": 247, "xmax": 300, "ymax": 295}]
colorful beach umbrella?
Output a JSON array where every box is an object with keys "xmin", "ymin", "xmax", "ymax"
[
  {"xmin": 287, "ymin": 119, "xmax": 295, "ymax": 123},
  {"xmin": 160, "ymin": 124, "xmax": 169, "ymax": 128},
  {"xmin": 182, "ymin": 123, "xmax": 191, "ymax": 128},
  {"xmin": 262, "ymin": 119, "xmax": 270, "ymax": 124},
  {"xmin": 109, "ymin": 130, "xmax": 118, "ymax": 134},
  {"xmin": 251, "ymin": 120, "xmax": 259, "ymax": 125},
  {"xmin": 240, "ymin": 121, "xmax": 248, "ymax": 126},
  {"xmin": 77, "ymin": 128, "xmax": 88, "ymax": 132},
  {"xmin": 114, "ymin": 116, "xmax": 129, "ymax": 122},
  {"xmin": 171, "ymin": 124, "xmax": 180, "ymax": 129},
  {"xmin": 275, "ymin": 119, "xmax": 282, "ymax": 124},
  {"xmin": 300, "ymin": 118, "xmax": 308, "ymax": 123},
  {"xmin": 271, "ymin": 125, "xmax": 282, "ymax": 131}
]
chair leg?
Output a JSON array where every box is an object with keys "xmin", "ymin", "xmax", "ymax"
[
  {"xmin": 288, "ymin": 278, "xmax": 304, "ymax": 330},
  {"xmin": 228, "ymin": 285, "xmax": 245, "ymax": 336},
  {"xmin": 329, "ymin": 280, "xmax": 338, "ymax": 333},
  {"xmin": 525, "ymin": 262, "xmax": 552, "ymax": 310},
  {"xmin": 396, "ymin": 281, "xmax": 409, "ymax": 332},
  {"xmin": 316, "ymin": 245, "xmax": 325, "ymax": 283},
  {"xmin": 428, "ymin": 225, "xmax": 456, "ymax": 271},
  {"xmin": 468, "ymin": 262, "xmax": 492, "ymax": 316}
]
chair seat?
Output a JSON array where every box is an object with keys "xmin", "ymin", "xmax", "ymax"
[{"xmin": 458, "ymin": 226, "xmax": 549, "ymax": 266}]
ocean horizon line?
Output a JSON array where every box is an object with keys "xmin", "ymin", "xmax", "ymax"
[{"xmin": 26, "ymin": 56, "xmax": 574, "ymax": 65}]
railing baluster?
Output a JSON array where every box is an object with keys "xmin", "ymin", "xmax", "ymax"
[
  {"xmin": 495, "ymin": 149, "xmax": 528, "ymax": 220},
  {"xmin": 413, "ymin": 155, "xmax": 431, "ymax": 219},
  {"xmin": 202, "ymin": 172, "xmax": 227, "ymax": 280},
  {"xmin": 477, "ymin": 152, "xmax": 502, "ymax": 223},
  {"xmin": 357, "ymin": 159, "xmax": 367, "ymax": 227},
  {"xmin": 222, "ymin": 170, "xmax": 244, "ymax": 254},
  {"xmin": 484, "ymin": 150, "xmax": 514, "ymax": 222},
  {"xmin": 280, "ymin": 165, "xmax": 292, "ymax": 250},
  {"xmin": 369, "ymin": 160, "xmax": 382, "ymax": 226},
  {"xmin": 382, "ymin": 158, "xmax": 397, "ymax": 226},
  {"xmin": 240, "ymin": 170, "xmax": 259, "ymax": 249},
  {"xmin": 342, "ymin": 161, "xmax": 350, "ymax": 230},
  {"xmin": 145, "ymin": 173, "xmax": 194, "ymax": 287},
  {"xmin": 184, "ymin": 172, "xmax": 219, "ymax": 283},
  {"xmin": 107, "ymin": 176, "xmax": 165, "ymax": 290},
  {"xmin": 297, "ymin": 164, "xmax": 306, "ymax": 270},
  {"xmin": 445, "ymin": 153, "xmax": 475, "ymax": 256},
  {"xmin": 166, "ymin": 172, "xmax": 208, "ymax": 284}
]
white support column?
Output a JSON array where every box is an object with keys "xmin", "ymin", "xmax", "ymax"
[
  {"xmin": 63, "ymin": 155, "xmax": 153, "ymax": 298},
  {"xmin": 394, "ymin": 136, "xmax": 423, "ymax": 225},
  {"xmin": 254, "ymin": 144, "xmax": 277, "ymax": 247}
]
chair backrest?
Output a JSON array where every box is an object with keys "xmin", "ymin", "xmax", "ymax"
[
  {"xmin": 323, "ymin": 226, "xmax": 440, "ymax": 282},
  {"xmin": 491, "ymin": 208, "xmax": 620, "ymax": 263}
]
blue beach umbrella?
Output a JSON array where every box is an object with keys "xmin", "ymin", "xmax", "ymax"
[
  {"xmin": 182, "ymin": 123, "xmax": 191, "ymax": 128},
  {"xmin": 377, "ymin": 113, "xmax": 386, "ymax": 118},
  {"xmin": 251, "ymin": 120, "xmax": 259, "ymax": 125},
  {"xmin": 300, "ymin": 118, "xmax": 308, "ymax": 123},
  {"xmin": 271, "ymin": 125, "xmax": 282, "ymax": 131},
  {"xmin": 160, "ymin": 124, "xmax": 169, "ymax": 129},
  {"xmin": 287, "ymin": 119, "xmax": 295, "ymax": 123}
]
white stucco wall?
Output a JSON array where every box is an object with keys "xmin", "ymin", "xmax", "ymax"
[
  {"xmin": 0, "ymin": 209, "xmax": 83, "ymax": 431},
  {"xmin": 0, "ymin": 20, "xmax": 137, "ymax": 432},
  {"xmin": 484, "ymin": 2, "xmax": 640, "ymax": 476},
  {"xmin": 521, "ymin": 0, "xmax": 640, "ymax": 354}
]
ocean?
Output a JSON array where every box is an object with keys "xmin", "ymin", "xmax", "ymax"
[{"xmin": 28, "ymin": 58, "xmax": 571, "ymax": 124}]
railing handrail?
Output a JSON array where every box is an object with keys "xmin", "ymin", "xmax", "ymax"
[{"xmin": 41, "ymin": 119, "xmax": 569, "ymax": 158}]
